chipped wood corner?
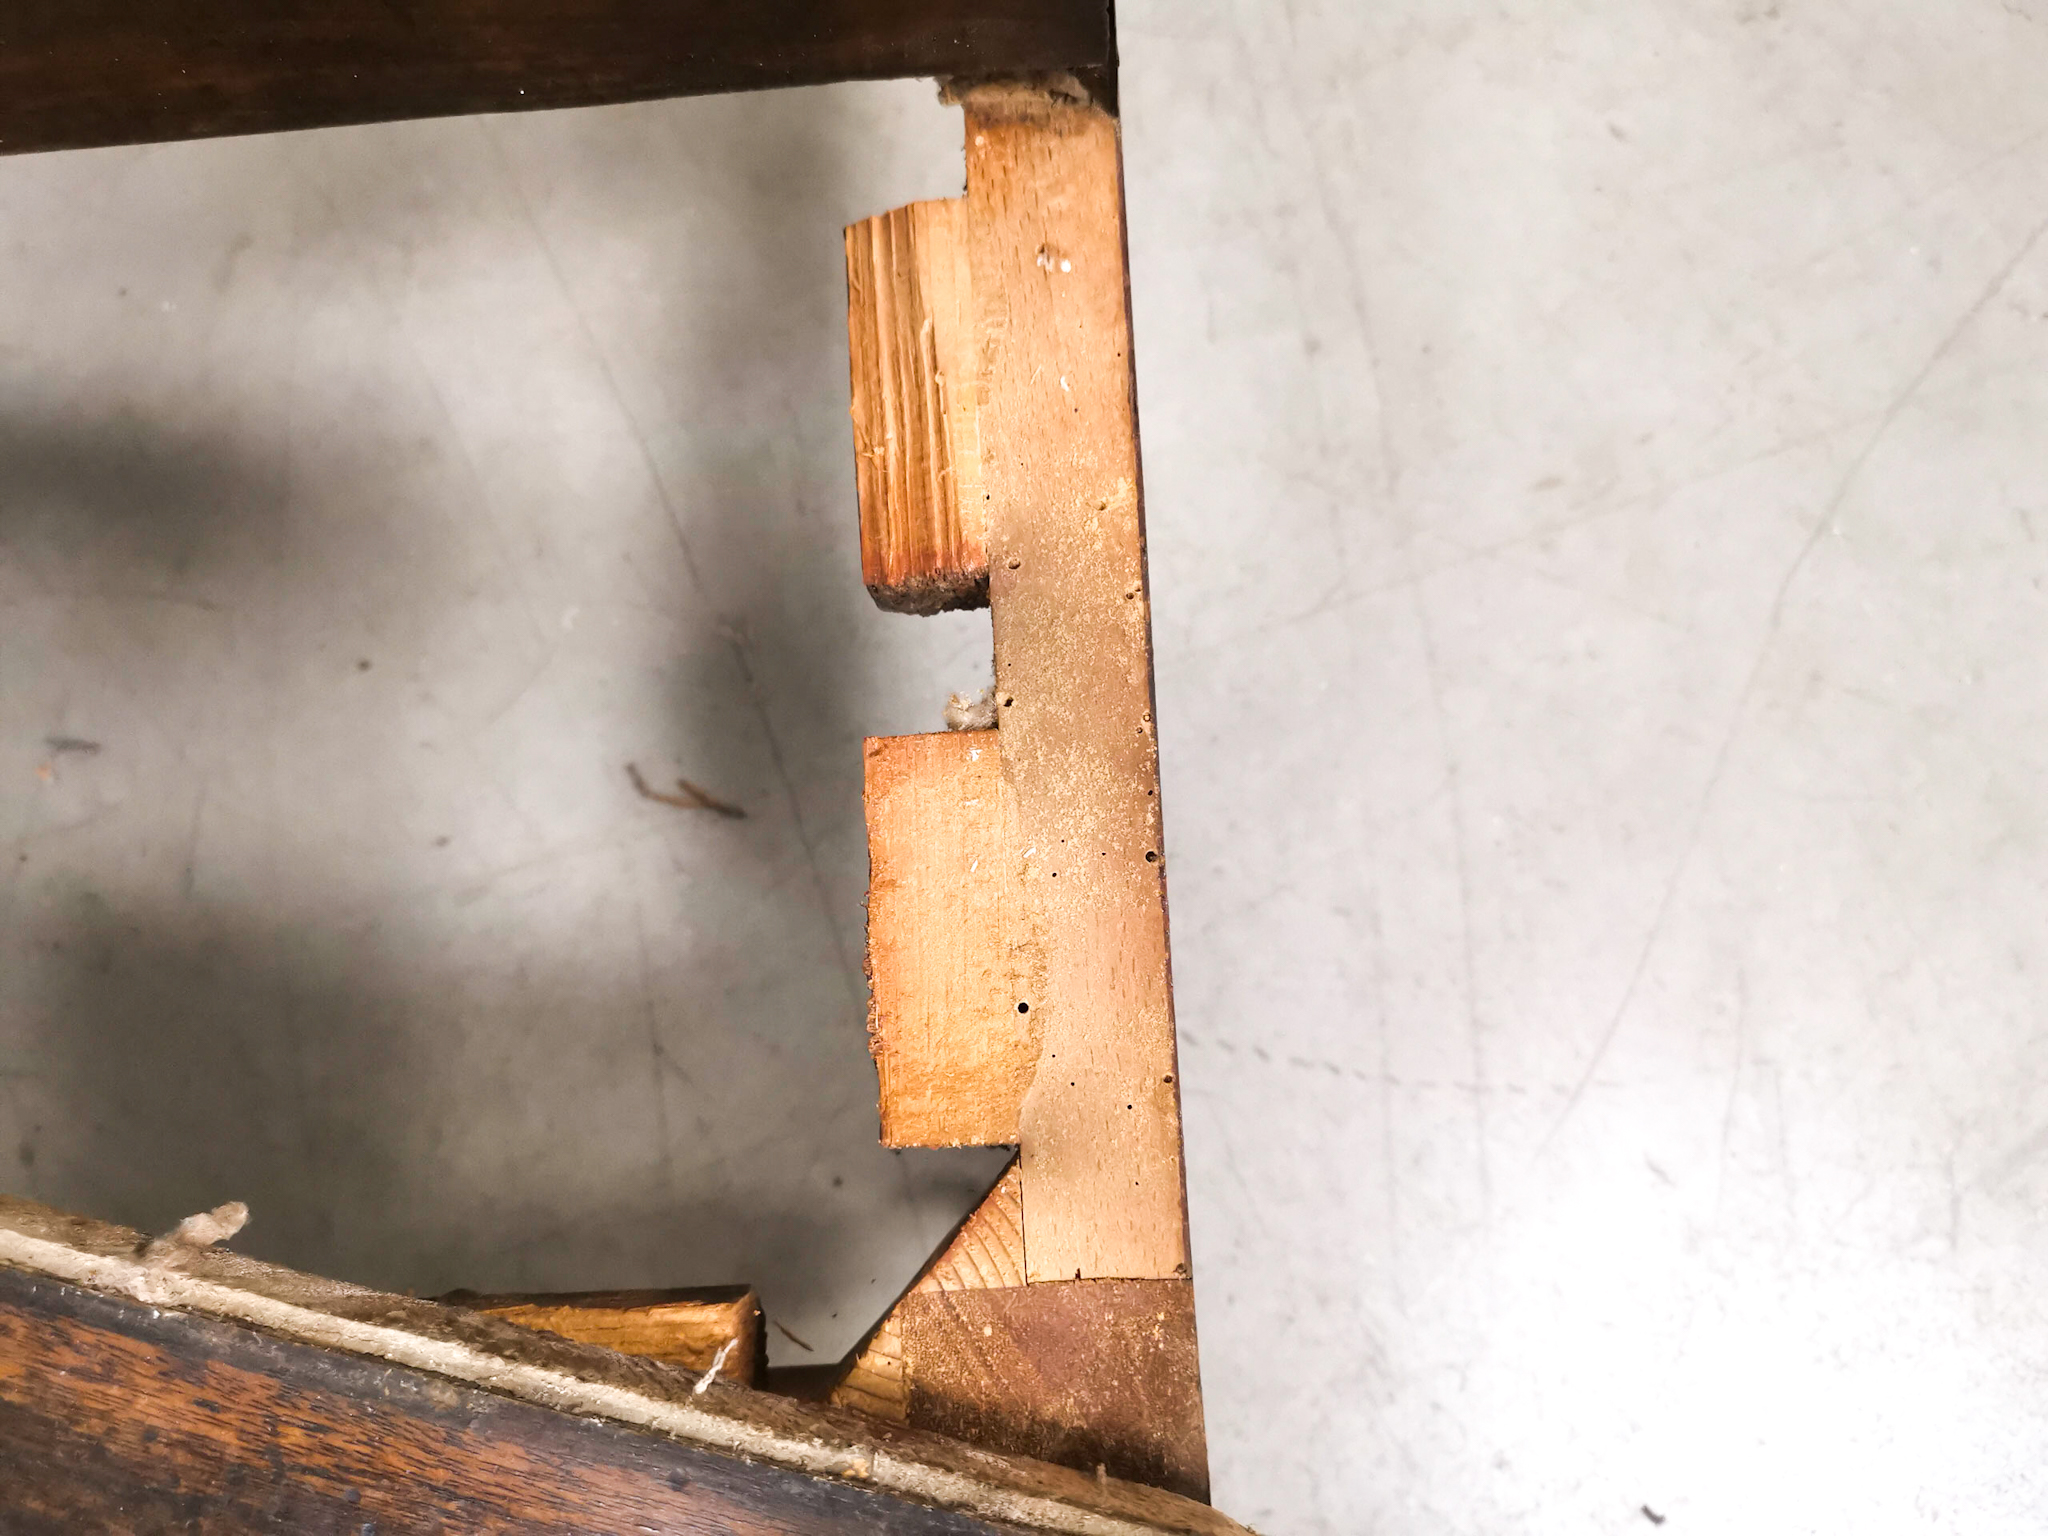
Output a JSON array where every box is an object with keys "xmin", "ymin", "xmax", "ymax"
[{"xmin": 0, "ymin": 1198, "xmax": 1243, "ymax": 1536}]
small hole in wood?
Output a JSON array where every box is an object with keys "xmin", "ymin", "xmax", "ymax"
[
  {"xmin": 1145, "ymin": 850, "xmax": 1158, "ymax": 863},
  {"xmin": 1016, "ymin": 1002, "xmax": 1029, "ymax": 1014}
]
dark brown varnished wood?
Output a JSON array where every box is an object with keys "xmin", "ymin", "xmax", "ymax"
[
  {"xmin": 0, "ymin": 0, "xmax": 1114, "ymax": 157},
  {"xmin": 0, "ymin": 1265, "xmax": 1026, "ymax": 1535}
]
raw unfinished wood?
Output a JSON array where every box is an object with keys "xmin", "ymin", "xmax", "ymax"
[
  {"xmin": 447, "ymin": 1285, "xmax": 764, "ymax": 1384},
  {"xmin": 0, "ymin": 0, "xmax": 1114, "ymax": 157},
  {"xmin": 834, "ymin": 1165, "xmax": 1204, "ymax": 1501},
  {"xmin": 837, "ymin": 1159, "xmax": 1026, "ymax": 1418},
  {"xmin": 896, "ymin": 1280, "xmax": 1207, "ymax": 1504},
  {"xmin": 847, "ymin": 199, "xmax": 990, "ymax": 613},
  {"xmin": 0, "ymin": 1197, "xmax": 1249, "ymax": 1536},
  {"xmin": 865, "ymin": 730, "xmax": 1037, "ymax": 1147},
  {"xmin": 963, "ymin": 88, "xmax": 1190, "ymax": 1281}
]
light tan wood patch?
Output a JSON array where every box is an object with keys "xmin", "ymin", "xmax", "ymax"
[
  {"xmin": 450, "ymin": 1287, "xmax": 762, "ymax": 1385},
  {"xmin": 845, "ymin": 198, "xmax": 987, "ymax": 614},
  {"xmin": 864, "ymin": 730, "xmax": 1037, "ymax": 1148}
]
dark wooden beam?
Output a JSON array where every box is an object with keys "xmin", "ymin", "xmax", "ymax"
[
  {"xmin": 0, "ymin": 0, "xmax": 1115, "ymax": 158},
  {"xmin": 0, "ymin": 1197, "xmax": 1246, "ymax": 1535},
  {"xmin": 0, "ymin": 1265, "xmax": 1020, "ymax": 1534}
]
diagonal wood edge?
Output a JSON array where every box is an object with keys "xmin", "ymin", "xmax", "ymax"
[
  {"xmin": 0, "ymin": 0, "xmax": 1117, "ymax": 158},
  {"xmin": 846, "ymin": 200, "xmax": 990, "ymax": 614},
  {"xmin": 835, "ymin": 1159, "xmax": 1025, "ymax": 1420}
]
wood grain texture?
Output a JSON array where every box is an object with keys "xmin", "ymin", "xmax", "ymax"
[
  {"xmin": 896, "ymin": 1280, "xmax": 1207, "ymax": 1504},
  {"xmin": 836, "ymin": 1160, "xmax": 1025, "ymax": 1419},
  {"xmin": 0, "ymin": 0, "xmax": 1115, "ymax": 157},
  {"xmin": 833, "ymin": 1167, "xmax": 1203, "ymax": 1501},
  {"xmin": 0, "ymin": 1197, "xmax": 1250, "ymax": 1536},
  {"xmin": 847, "ymin": 200, "xmax": 990, "ymax": 614},
  {"xmin": 865, "ymin": 730, "xmax": 1037, "ymax": 1147},
  {"xmin": 0, "ymin": 1267, "xmax": 1012, "ymax": 1536},
  {"xmin": 448, "ymin": 1286, "xmax": 764, "ymax": 1384},
  {"xmin": 962, "ymin": 88, "xmax": 1190, "ymax": 1282}
]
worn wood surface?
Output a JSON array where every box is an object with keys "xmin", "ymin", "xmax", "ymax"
[
  {"xmin": 847, "ymin": 200, "xmax": 990, "ymax": 614},
  {"xmin": 865, "ymin": 730, "xmax": 1036, "ymax": 1147},
  {"xmin": 833, "ymin": 1164, "xmax": 1205, "ymax": 1502},
  {"xmin": 0, "ymin": 0, "xmax": 1115, "ymax": 158},
  {"xmin": 0, "ymin": 1198, "xmax": 1250, "ymax": 1536},
  {"xmin": 837, "ymin": 1159, "xmax": 1025, "ymax": 1418},
  {"xmin": 0, "ymin": 1267, "xmax": 1013, "ymax": 1535},
  {"xmin": 962, "ymin": 88, "xmax": 1190, "ymax": 1283},
  {"xmin": 447, "ymin": 1286, "xmax": 764, "ymax": 1383},
  {"xmin": 897, "ymin": 1280, "xmax": 1207, "ymax": 1504}
]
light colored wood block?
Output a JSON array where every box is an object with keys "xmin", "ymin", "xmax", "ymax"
[
  {"xmin": 449, "ymin": 1287, "xmax": 762, "ymax": 1385},
  {"xmin": 845, "ymin": 197, "xmax": 988, "ymax": 614},
  {"xmin": 962, "ymin": 88, "xmax": 1190, "ymax": 1283},
  {"xmin": 863, "ymin": 729, "xmax": 1036, "ymax": 1148}
]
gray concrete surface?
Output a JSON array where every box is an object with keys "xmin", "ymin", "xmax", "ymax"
[{"xmin": 5, "ymin": 4, "xmax": 2048, "ymax": 1532}]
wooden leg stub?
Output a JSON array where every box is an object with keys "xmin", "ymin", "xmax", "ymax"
[{"xmin": 845, "ymin": 198, "xmax": 987, "ymax": 614}]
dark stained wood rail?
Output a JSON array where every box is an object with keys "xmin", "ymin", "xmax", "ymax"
[
  {"xmin": 0, "ymin": 1198, "xmax": 1246, "ymax": 1535},
  {"xmin": 0, "ymin": 0, "xmax": 1114, "ymax": 157}
]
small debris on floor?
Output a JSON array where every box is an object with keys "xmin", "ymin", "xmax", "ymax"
[
  {"xmin": 44, "ymin": 737, "xmax": 102, "ymax": 757},
  {"xmin": 626, "ymin": 763, "xmax": 745, "ymax": 819},
  {"xmin": 773, "ymin": 1320, "xmax": 815, "ymax": 1353},
  {"xmin": 1641, "ymin": 1506, "xmax": 1666, "ymax": 1525}
]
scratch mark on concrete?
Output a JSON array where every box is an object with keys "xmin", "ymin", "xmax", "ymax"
[
  {"xmin": 1542, "ymin": 207, "xmax": 2048, "ymax": 1153},
  {"xmin": 1714, "ymin": 970, "xmax": 1749, "ymax": 1228},
  {"xmin": 181, "ymin": 785, "xmax": 207, "ymax": 899},
  {"xmin": 725, "ymin": 624, "xmax": 860, "ymax": 1006}
]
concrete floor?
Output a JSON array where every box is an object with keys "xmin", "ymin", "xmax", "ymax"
[{"xmin": 5, "ymin": 3, "xmax": 2048, "ymax": 1532}]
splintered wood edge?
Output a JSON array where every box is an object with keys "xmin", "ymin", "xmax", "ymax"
[
  {"xmin": 864, "ymin": 731, "xmax": 1035, "ymax": 1147},
  {"xmin": 455, "ymin": 1288, "xmax": 764, "ymax": 1383},
  {"xmin": 963, "ymin": 89, "xmax": 1192, "ymax": 1282},
  {"xmin": 846, "ymin": 199, "xmax": 988, "ymax": 614},
  {"xmin": 0, "ymin": 1200, "xmax": 1246, "ymax": 1536},
  {"xmin": 834, "ymin": 1160, "xmax": 1024, "ymax": 1421}
]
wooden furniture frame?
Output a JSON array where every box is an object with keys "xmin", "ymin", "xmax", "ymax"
[{"xmin": 0, "ymin": 6, "xmax": 1224, "ymax": 1531}]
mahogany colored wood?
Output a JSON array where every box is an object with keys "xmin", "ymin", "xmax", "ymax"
[
  {"xmin": 0, "ymin": 0, "xmax": 1115, "ymax": 158},
  {"xmin": 837, "ymin": 1158, "xmax": 1025, "ymax": 1418},
  {"xmin": 895, "ymin": 1279, "xmax": 1207, "ymax": 1504},
  {"xmin": 847, "ymin": 199, "xmax": 991, "ymax": 613},
  {"xmin": 833, "ymin": 1164, "xmax": 1205, "ymax": 1503},
  {"xmin": 446, "ymin": 1285, "xmax": 765, "ymax": 1384}
]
